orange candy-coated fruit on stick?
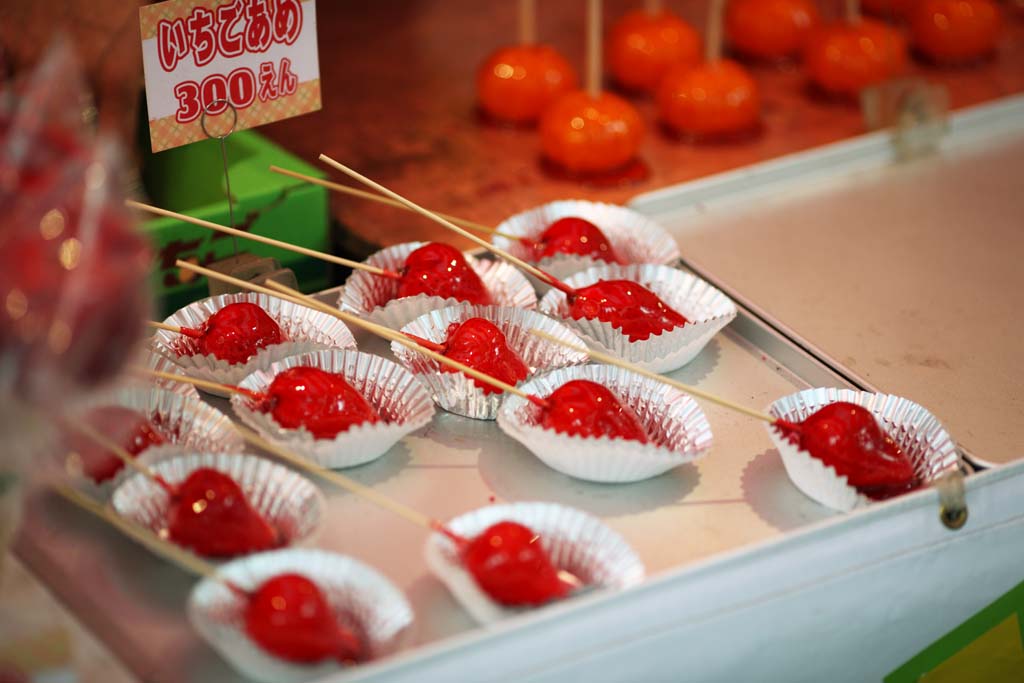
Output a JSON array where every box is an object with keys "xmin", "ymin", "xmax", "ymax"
[
  {"xmin": 911, "ymin": 0, "xmax": 1001, "ymax": 64},
  {"xmin": 803, "ymin": 19, "xmax": 907, "ymax": 97},
  {"xmin": 606, "ymin": 9, "xmax": 702, "ymax": 93},
  {"xmin": 657, "ymin": 60, "xmax": 761, "ymax": 138},
  {"xmin": 726, "ymin": 0, "xmax": 820, "ymax": 60},
  {"xmin": 477, "ymin": 45, "xmax": 578, "ymax": 124},
  {"xmin": 540, "ymin": 90, "xmax": 644, "ymax": 174}
]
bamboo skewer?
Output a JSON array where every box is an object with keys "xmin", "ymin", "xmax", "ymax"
[
  {"xmin": 138, "ymin": 367, "xmax": 264, "ymax": 400},
  {"xmin": 65, "ymin": 417, "xmax": 178, "ymax": 494},
  {"xmin": 147, "ymin": 320, "xmax": 200, "ymax": 338},
  {"xmin": 845, "ymin": 0, "xmax": 861, "ymax": 23},
  {"xmin": 124, "ymin": 199, "xmax": 401, "ymax": 279},
  {"xmin": 645, "ymin": 0, "xmax": 663, "ymax": 14},
  {"xmin": 586, "ymin": 0, "xmax": 603, "ymax": 98},
  {"xmin": 267, "ymin": 166, "xmax": 522, "ymax": 241},
  {"xmin": 706, "ymin": 0, "xmax": 727, "ymax": 63},
  {"xmin": 316, "ymin": 154, "xmax": 576, "ymax": 297},
  {"xmin": 519, "ymin": 0, "xmax": 537, "ymax": 44},
  {"xmin": 530, "ymin": 329, "xmax": 795, "ymax": 427},
  {"xmin": 54, "ymin": 485, "xmax": 226, "ymax": 583}
]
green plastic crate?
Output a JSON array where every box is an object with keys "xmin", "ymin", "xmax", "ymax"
[{"xmin": 140, "ymin": 130, "xmax": 329, "ymax": 315}]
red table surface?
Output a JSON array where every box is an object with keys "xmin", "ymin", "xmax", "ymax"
[{"xmin": 259, "ymin": 0, "xmax": 1024, "ymax": 251}]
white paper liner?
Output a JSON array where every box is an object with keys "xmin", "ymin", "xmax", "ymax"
[
  {"xmin": 135, "ymin": 349, "xmax": 200, "ymax": 399},
  {"xmin": 496, "ymin": 364, "xmax": 713, "ymax": 483},
  {"xmin": 151, "ymin": 292, "xmax": 358, "ymax": 396},
  {"xmin": 766, "ymin": 388, "xmax": 962, "ymax": 513},
  {"xmin": 231, "ymin": 350, "xmax": 435, "ymax": 469},
  {"xmin": 424, "ymin": 501, "xmax": 645, "ymax": 625},
  {"xmin": 188, "ymin": 548, "xmax": 413, "ymax": 683},
  {"xmin": 493, "ymin": 200, "xmax": 681, "ymax": 293},
  {"xmin": 391, "ymin": 305, "xmax": 589, "ymax": 420},
  {"xmin": 337, "ymin": 241, "xmax": 537, "ymax": 330},
  {"xmin": 539, "ymin": 264, "xmax": 737, "ymax": 373},
  {"xmin": 66, "ymin": 385, "xmax": 244, "ymax": 496},
  {"xmin": 111, "ymin": 452, "xmax": 324, "ymax": 556}
]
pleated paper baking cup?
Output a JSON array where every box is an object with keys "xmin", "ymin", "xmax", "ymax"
[
  {"xmin": 232, "ymin": 350, "xmax": 435, "ymax": 469},
  {"xmin": 136, "ymin": 349, "xmax": 200, "ymax": 399},
  {"xmin": 493, "ymin": 200, "xmax": 681, "ymax": 292},
  {"xmin": 497, "ymin": 364, "xmax": 713, "ymax": 483},
  {"xmin": 391, "ymin": 305, "xmax": 589, "ymax": 420},
  {"xmin": 66, "ymin": 385, "xmax": 244, "ymax": 495},
  {"xmin": 188, "ymin": 548, "xmax": 413, "ymax": 683},
  {"xmin": 111, "ymin": 451, "xmax": 324, "ymax": 555},
  {"xmin": 338, "ymin": 241, "xmax": 537, "ymax": 329},
  {"xmin": 539, "ymin": 264, "xmax": 737, "ymax": 373},
  {"xmin": 766, "ymin": 388, "xmax": 961, "ymax": 513},
  {"xmin": 152, "ymin": 292, "xmax": 357, "ymax": 395},
  {"xmin": 424, "ymin": 501, "xmax": 645, "ymax": 625}
]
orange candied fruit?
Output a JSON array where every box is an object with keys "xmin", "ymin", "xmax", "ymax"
[
  {"xmin": 803, "ymin": 18, "xmax": 907, "ymax": 97},
  {"xmin": 539, "ymin": 90, "xmax": 644, "ymax": 174},
  {"xmin": 606, "ymin": 9, "xmax": 702, "ymax": 93},
  {"xmin": 726, "ymin": 0, "xmax": 820, "ymax": 60},
  {"xmin": 911, "ymin": 0, "xmax": 1002, "ymax": 64},
  {"xmin": 657, "ymin": 60, "xmax": 761, "ymax": 138},
  {"xmin": 477, "ymin": 44, "xmax": 578, "ymax": 124}
]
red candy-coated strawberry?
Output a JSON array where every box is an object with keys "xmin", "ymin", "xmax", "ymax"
[
  {"xmin": 266, "ymin": 366, "xmax": 381, "ymax": 439},
  {"xmin": 167, "ymin": 468, "xmax": 280, "ymax": 557},
  {"xmin": 781, "ymin": 402, "xmax": 921, "ymax": 500},
  {"xmin": 66, "ymin": 406, "xmax": 166, "ymax": 483},
  {"xmin": 533, "ymin": 217, "xmax": 622, "ymax": 264},
  {"xmin": 192, "ymin": 302, "xmax": 283, "ymax": 364},
  {"xmin": 244, "ymin": 573, "xmax": 363, "ymax": 664},
  {"xmin": 439, "ymin": 318, "xmax": 529, "ymax": 395},
  {"xmin": 398, "ymin": 243, "xmax": 492, "ymax": 304},
  {"xmin": 568, "ymin": 280, "xmax": 688, "ymax": 342},
  {"xmin": 540, "ymin": 380, "xmax": 649, "ymax": 444},
  {"xmin": 463, "ymin": 521, "xmax": 570, "ymax": 606}
]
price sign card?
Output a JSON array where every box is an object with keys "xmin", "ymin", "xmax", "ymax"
[{"xmin": 140, "ymin": 0, "xmax": 321, "ymax": 152}]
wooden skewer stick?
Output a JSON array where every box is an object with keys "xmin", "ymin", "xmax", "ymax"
[
  {"xmin": 586, "ymin": 0, "xmax": 602, "ymax": 98},
  {"xmin": 519, "ymin": 0, "xmax": 536, "ymax": 44},
  {"xmin": 845, "ymin": 0, "xmax": 861, "ymax": 23},
  {"xmin": 530, "ymin": 329, "xmax": 791, "ymax": 426},
  {"xmin": 137, "ymin": 367, "xmax": 264, "ymax": 401},
  {"xmin": 65, "ymin": 417, "xmax": 178, "ymax": 495},
  {"xmin": 706, "ymin": 0, "xmax": 727, "ymax": 63},
  {"xmin": 645, "ymin": 0, "xmax": 663, "ymax": 15},
  {"xmin": 316, "ymin": 154, "xmax": 576, "ymax": 297},
  {"xmin": 147, "ymin": 320, "xmax": 201, "ymax": 338},
  {"xmin": 125, "ymin": 199, "xmax": 402, "ymax": 280},
  {"xmin": 54, "ymin": 485, "xmax": 225, "ymax": 583},
  {"xmin": 267, "ymin": 166, "xmax": 524, "ymax": 241}
]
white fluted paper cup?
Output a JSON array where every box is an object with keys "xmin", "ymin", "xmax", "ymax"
[
  {"xmin": 188, "ymin": 548, "xmax": 413, "ymax": 683},
  {"xmin": 493, "ymin": 200, "xmax": 680, "ymax": 293},
  {"xmin": 152, "ymin": 292, "xmax": 357, "ymax": 396},
  {"xmin": 338, "ymin": 241, "xmax": 537, "ymax": 329},
  {"xmin": 766, "ymin": 388, "xmax": 961, "ymax": 513},
  {"xmin": 391, "ymin": 305, "xmax": 589, "ymax": 420},
  {"xmin": 497, "ymin": 364, "xmax": 713, "ymax": 483},
  {"xmin": 424, "ymin": 501, "xmax": 644, "ymax": 625},
  {"xmin": 135, "ymin": 349, "xmax": 200, "ymax": 399},
  {"xmin": 539, "ymin": 263, "xmax": 737, "ymax": 373},
  {"xmin": 111, "ymin": 452, "xmax": 324, "ymax": 556},
  {"xmin": 232, "ymin": 350, "xmax": 435, "ymax": 469}
]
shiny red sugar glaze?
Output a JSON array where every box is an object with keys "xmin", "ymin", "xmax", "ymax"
[
  {"xmin": 439, "ymin": 318, "xmax": 529, "ymax": 395},
  {"xmin": 531, "ymin": 217, "xmax": 622, "ymax": 264},
  {"xmin": 567, "ymin": 279, "xmax": 688, "ymax": 342},
  {"xmin": 167, "ymin": 467, "xmax": 280, "ymax": 557},
  {"xmin": 68, "ymin": 406, "xmax": 166, "ymax": 483},
  {"xmin": 778, "ymin": 402, "xmax": 921, "ymax": 500},
  {"xmin": 463, "ymin": 520, "xmax": 570, "ymax": 606},
  {"xmin": 244, "ymin": 573, "xmax": 363, "ymax": 664},
  {"xmin": 397, "ymin": 242, "xmax": 492, "ymax": 304},
  {"xmin": 265, "ymin": 366, "xmax": 381, "ymax": 439},
  {"xmin": 539, "ymin": 379, "xmax": 649, "ymax": 444},
  {"xmin": 185, "ymin": 302, "xmax": 283, "ymax": 365}
]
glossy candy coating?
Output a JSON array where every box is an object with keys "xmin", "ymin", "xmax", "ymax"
[
  {"xmin": 540, "ymin": 91, "xmax": 645, "ymax": 174},
  {"xmin": 67, "ymin": 406, "xmax": 166, "ymax": 483},
  {"xmin": 440, "ymin": 318, "xmax": 529, "ymax": 395},
  {"xmin": 266, "ymin": 366, "xmax": 381, "ymax": 439},
  {"xmin": 657, "ymin": 59, "xmax": 761, "ymax": 138},
  {"xmin": 463, "ymin": 521, "xmax": 570, "ymax": 606},
  {"xmin": 533, "ymin": 217, "xmax": 621, "ymax": 263},
  {"xmin": 477, "ymin": 44, "xmax": 578, "ymax": 124},
  {"xmin": 540, "ymin": 379, "xmax": 649, "ymax": 444},
  {"xmin": 194, "ymin": 302, "xmax": 283, "ymax": 365},
  {"xmin": 398, "ymin": 243, "xmax": 492, "ymax": 305},
  {"xmin": 911, "ymin": 0, "xmax": 1001, "ymax": 64},
  {"xmin": 568, "ymin": 279, "xmax": 688, "ymax": 342},
  {"xmin": 804, "ymin": 19, "xmax": 907, "ymax": 97},
  {"xmin": 726, "ymin": 0, "xmax": 820, "ymax": 60},
  {"xmin": 606, "ymin": 10, "xmax": 702, "ymax": 92},
  {"xmin": 167, "ymin": 468, "xmax": 280, "ymax": 557}
]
